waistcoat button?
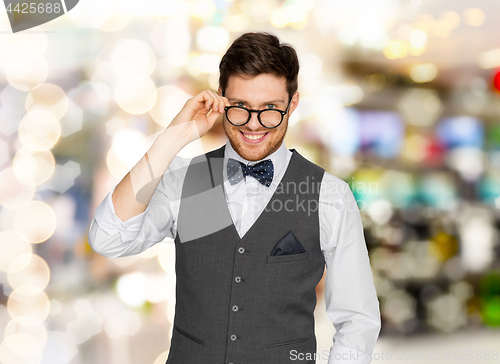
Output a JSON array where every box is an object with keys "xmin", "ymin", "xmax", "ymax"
[
  {"xmin": 238, "ymin": 247, "xmax": 245, "ymax": 254},
  {"xmin": 234, "ymin": 276, "xmax": 242, "ymax": 283},
  {"xmin": 232, "ymin": 305, "xmax": 239, "ymax": 312},
  {"xmin": 230, "ymin": 334, "xmax": 237, "ymax": 341}
]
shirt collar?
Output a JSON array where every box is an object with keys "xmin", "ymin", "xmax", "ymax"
[{"xmin": 224, "ymin": 138, "xmax": 291, "ymax": 186}]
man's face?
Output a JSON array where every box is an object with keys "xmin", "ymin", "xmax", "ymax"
[{"xmin": 219, "ymin": 73, "xmax": 298, "ymax": 162}]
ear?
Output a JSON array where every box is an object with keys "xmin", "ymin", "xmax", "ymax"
[
  {"xmin": 289, "ymin": 91, "xmax": 299, "ymax": 115},
  {"xmin": 218, "ymin": 87, "xmax": 223, "ymax": 96}
]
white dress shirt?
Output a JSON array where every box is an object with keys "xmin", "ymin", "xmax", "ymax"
[{"xmin": 88, "ymin": 138, "xmax": 381, "ymax": 364}]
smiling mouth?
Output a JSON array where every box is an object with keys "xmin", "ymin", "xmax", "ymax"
[{"xmin": 240, "ymin": 131, "xmax": 268, "ymax": 140}]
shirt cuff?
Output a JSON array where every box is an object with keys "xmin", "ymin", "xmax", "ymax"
[
  {"xmin": 94, "ymin": 185, "xmax": 149, "ymax": 236},
  {"xmin": 328, "ymin": 345, "xmax": 373, "ymax": 364}
]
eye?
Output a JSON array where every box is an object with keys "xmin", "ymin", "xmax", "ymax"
[
  {"xmin": 265, "ymin": 104, "xmax": 276, "ymax": 109},
  {"xmin": 235, "ymin": 102, "xmax": 245, "ymax": 107}
]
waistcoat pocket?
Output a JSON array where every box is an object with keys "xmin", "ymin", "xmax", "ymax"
[
  {"xmin": 262, "ymin": 335, "xmax": 309, "ymax": 348},
  {"xmin": 266, "ymin": 251, "xmax": 309, "ymax": 264},
  {"xmin": 173, "ymin": 324, "xmax": 204, "ymax": 345}
]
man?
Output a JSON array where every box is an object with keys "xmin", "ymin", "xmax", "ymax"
[{"xmin": 88, "ymin": 32, "xmax": 381, "ymax": 364}]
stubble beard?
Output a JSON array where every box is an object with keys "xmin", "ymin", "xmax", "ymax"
[{"xmin": 223, "ymin": 119, "xmax": 288, "ymax": 162}]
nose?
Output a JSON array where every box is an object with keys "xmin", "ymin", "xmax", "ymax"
[{"xmin": 246, "ymin": 110, "xmax": 262, "ymax": 130}]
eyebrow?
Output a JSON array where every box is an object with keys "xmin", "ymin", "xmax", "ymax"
[{"xmin": 228, "ymin": 98, "xmax": 286, "ymax": 105}]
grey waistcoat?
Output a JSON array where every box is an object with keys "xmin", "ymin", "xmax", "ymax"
[{"xmin": 165, "ymin": 144, "xmax": 326, "ymax": 364}]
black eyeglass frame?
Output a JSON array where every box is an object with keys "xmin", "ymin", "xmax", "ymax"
[{"xmin": 221, "ymin": 92, "xmax": 293, "ymax": 129}]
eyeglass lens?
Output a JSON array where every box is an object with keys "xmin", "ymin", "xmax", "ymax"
[{"xmin": 226, "ymin": 108, "xmax": 283, "ymax": 128}]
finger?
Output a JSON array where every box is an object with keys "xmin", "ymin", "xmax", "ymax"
[
  {"xmin": 202, "ymin": 91, "xmax": 214, "ymax": 112},
  {"xmin": 221, "ymin": 96, "xmax": 230, "ymax": 108},
  {"xmin": 213, "ymin": 91, "xmax": 226, "ymax": 113},
  {"xmin": 194, "ymin": 90, "xmax": 213, "ymax": 109},
  {"xmin": 216, "ymin": 93, "xmax": 227, "ymax": 113},
  {"xmin": 206, "ymin": 90, "xmax": 221, "ymax": 114},
  {"xmin": 207, "ymin": 106, "xmax": 221, "ymax": 126}
]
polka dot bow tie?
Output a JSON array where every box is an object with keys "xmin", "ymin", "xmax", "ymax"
[{"xmin": 227, "ymin": 158, "xmax": 274, "ymax": 187}]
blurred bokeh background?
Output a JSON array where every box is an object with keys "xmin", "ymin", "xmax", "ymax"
[{"xmin": 1, "ymin": 0, "xmax": 500, "ymax": 363}]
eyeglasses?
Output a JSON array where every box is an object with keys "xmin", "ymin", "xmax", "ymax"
[{"xmin": 222, "ymin": 95, "xmax": 292, "ymax": 129}]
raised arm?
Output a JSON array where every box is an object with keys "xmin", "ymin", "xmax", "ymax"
[
  {"xmin": 113, "ymin": 90, "xmax": 230, "ymax": 221},
  {"xmin": 88, "ymin": 90, "xmax": 230, "ymax": 257}
]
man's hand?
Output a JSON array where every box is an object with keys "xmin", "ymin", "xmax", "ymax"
[{"xmin": 167, "ymin": 90, "xmax": 230, "ymax": 145}]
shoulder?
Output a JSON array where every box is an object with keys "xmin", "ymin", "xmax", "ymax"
[
  {"xmin": 319, "ymin": 170, "xmax": 350, "ymax": 204},
  {"xmin": 292, "ymin": 148, "xmax": 326, "ymax": 177},
  {"xmin": 170, "ymin": 153, "xmax": 194, "ymax": 169},
  {"xmin": 164, "ymin": 153, "xmax": 193, "ymax": 177},
  {"xmin": 292, "ymin": 148, "xmax": 348, "ymax": 195},
  {"xmin": 188, "ymin": 144, "xmax": 225, "ymax": 166}
]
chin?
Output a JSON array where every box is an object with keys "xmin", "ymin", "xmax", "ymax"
[
  {"xmin": 235, "ymin": 148, "xmax": 268, "ymax": 161},
  {"xmin": 227, "ymin": 132, "xmax": 284, "ymax": 161},
  {"xmin": 224, "ymin": 120, "xmax": 288, "ymax": 161}
]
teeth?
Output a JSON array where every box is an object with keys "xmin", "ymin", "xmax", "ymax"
[{"xmin": 243, "ymin": 133, "xmax": 265, "ymax": 140}]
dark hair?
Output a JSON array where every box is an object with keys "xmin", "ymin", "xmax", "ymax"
[{"xmin": 219, "ymin": 32, "xmax": 299, "ymax": 99}]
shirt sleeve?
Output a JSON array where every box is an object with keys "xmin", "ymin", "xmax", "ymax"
[
  {"xmin": 88, "ymin": 154, "xmax": 191, "ymax": 258},
  {"xmin": 319, "ymin": 172, "xmax": 381, "ymax": 364}
]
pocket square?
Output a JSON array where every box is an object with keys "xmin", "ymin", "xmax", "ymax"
[{"xmin": 270, "ymin": 231, "xmax": 306, "ymax": 256}]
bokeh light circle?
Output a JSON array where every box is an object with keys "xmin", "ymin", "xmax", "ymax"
[
  {"xmin": 111, "ymin": 39, "xmax": 157, "ymax": 76},
  {"xmin": 106, "ymin": 129, "xmax": 149, "ymax": 179},
  {"xmin": 6, "ymin": 57, "xmax": 49, "ymax": 92},
  {"xmin": 196, "ymin": 26, "xmax": 229, "ymax": 52},
  {"xmin": 0, "ymin": 168, "xmax": 35, "ymax": 209},
  {"xmin": 8, "ymin": 254, "xmax": 51, "ymax": 294},
  {"xmin": 410, "ymin": 63, "xmax": 438, "ymax": 83},
  {"xmin": 4, "ymin": 316, "xmax": 47, "ymax": 356},
  {"xmin": 0, "ymin": 30, "xmax": 47, "ymax": 70},
  {"xmin": 190, "ymin": 0, "xmax": 216, "ymax": 18},
  {"xmin": 88, "ymin": 0, "xmax": 130, "ymax": 32},
  {"xmin": 25, "ymin": 83, "xmax": 68, "ymax": 120},
  {"xmin": 148, "ymin": 85, "xmax": 192, "ymax": 127},
  {"xmin": 0, "ymin": 334, "xmax": 43, "ymax": 364},
  {"xmin": 18, "ymin": 110, "xmax": 61, "ymax": 151},
  {"xmin": 13, "ymin": 201, "xmax": 56, "ymax": 244},
  {"xmin": 7, "ymin": 286, "xmax": 51, "ymax": 322},
  {"xmin": 463, "ymin": 7, "xmax": 485, "ymax": 27},
  {"xmin": 116, "ymin": 272, "xmax": 148, "ymax": 307},
  {"xmin": 106, "ymin": 147, "xmax": 132, "ymax": 180},
  {"xmin": 115, "ymin": 74, "xmax": 157, "ymax": 114},
  {"xmin": 4, "ymin": 334, "xmax": 43, "ymax": 358},
  {"xmin": 13, "ymin": 147, "xmax": 55, "ymax": 185},
  {"xmin": 111, "ymin": 129, "xmax": 147, "ymax": 164},
  {"xmin": 4, "ymin": 316, "xmax": 48, "ymax": 352},
  {"xmin": 0, "ymin": 231, "xmax": 33, "ymax": 273}
]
